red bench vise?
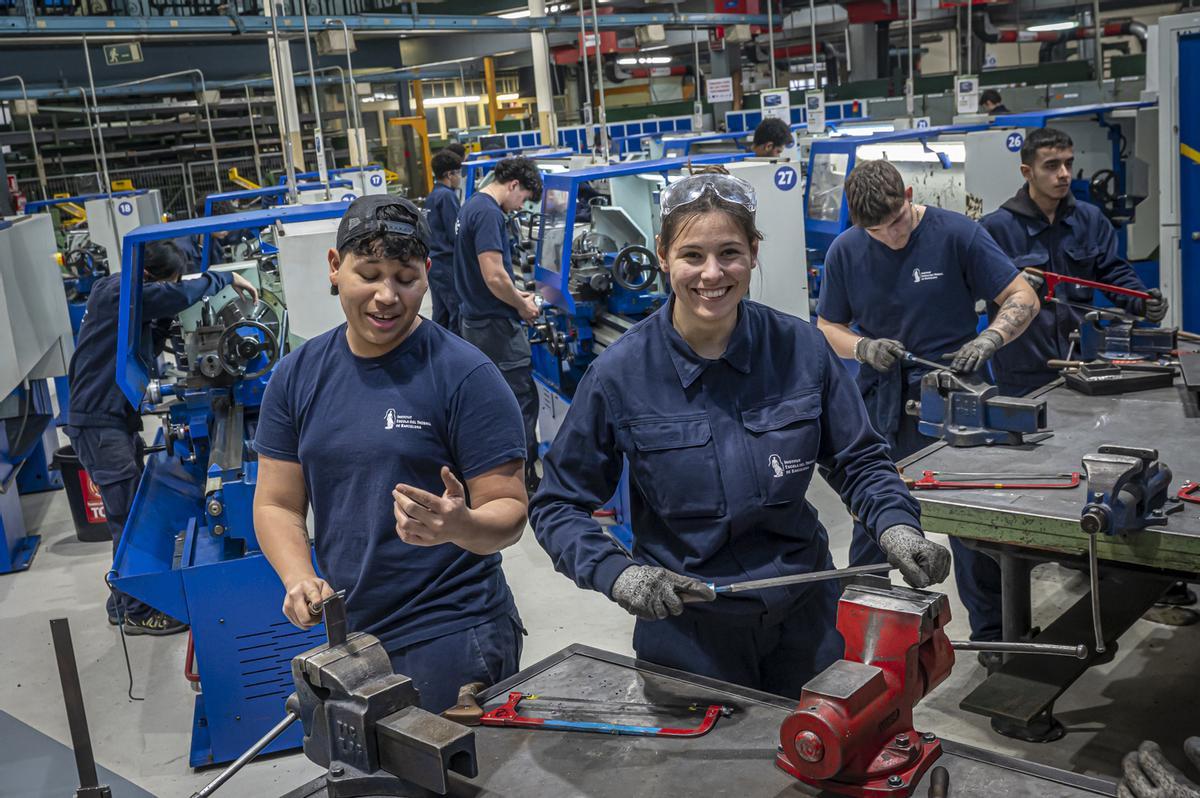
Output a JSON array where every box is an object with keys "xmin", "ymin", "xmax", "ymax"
[{"xmin": 777, "ymin": 576, "xmax": 953, "ymax": 797}]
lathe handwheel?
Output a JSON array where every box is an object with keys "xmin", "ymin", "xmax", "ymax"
[
  {"xmin": 611, "ymin": 245, "xmax": 660, "ymax": 292},
  {"xmin": 216, "ymin": 319, "xmax": 280, "ymax": 380}
]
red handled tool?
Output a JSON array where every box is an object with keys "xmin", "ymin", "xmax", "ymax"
[
  {"xmin": 904, "ymin": 470, "xmax": 1081, "ymax": 490},
  {"xmin": 480, "ymin": 692, "xmax": 733, "ymax": 738},
  {"xmin": 1180, "ymin": 482, "xmax": 1200, "ymax": 505},
  {"xmin": 1030, "ymin": 268, "xmax": 1152, "ymax": 302}
]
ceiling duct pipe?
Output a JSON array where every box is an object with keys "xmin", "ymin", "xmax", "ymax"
[{"xmin": 972, "ymin": 13, "xmax": 1146, "ymax": 53}]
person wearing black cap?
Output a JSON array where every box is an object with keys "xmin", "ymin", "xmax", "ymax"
[
  {"xmin": 66, "ymin": 240, "xmax": 258, "ymax": 635},
  {"xmin": 253, "ymin": 195, "xmax": 529, "ymax": 713},
  {"xmin": 453, "ymin": 156, "xmax": 544, "ymax": 493}
]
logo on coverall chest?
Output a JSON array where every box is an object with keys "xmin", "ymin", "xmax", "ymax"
[
  {"xmin": 912, "ymin": 267, "xmax": 943, "ymax": 284},
  {"xmin": 384, "ymin": 409, "xmax": 433, "ymax": 431},
  {"xmin": 769, "ymin": 453, "xmax": 813, "ymax": 478}
]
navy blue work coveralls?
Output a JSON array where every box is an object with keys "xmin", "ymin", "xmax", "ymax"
[
  {"xmin": 65, "ymin": 271, "xmax": 234, "ymax": 621},
  {"xmin": 529, "ymin": 300, "xmax": 923, "ymax": 697},
  {"xmin": 817, "ymin": 206, "xmax": 1018, "ymax": 642},
  {"xmin": 980, "ymin": 185, "xmax": 1149, "ymax": 395},
  {"xmin": 425, "ymin": 182, "xmax": 462, "ymax": 333}
]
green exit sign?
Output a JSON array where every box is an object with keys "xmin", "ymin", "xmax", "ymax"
[{"xmin": 103, "ymin": 42, "xmax": 143, "ymax": 66}]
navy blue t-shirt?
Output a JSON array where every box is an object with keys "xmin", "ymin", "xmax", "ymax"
[
  {"xmin": 453, "ymin": 191, "xmax": 515, "ymax": 322},
  {"xmin": 817, "ymin": 206, "xmax": 1018, "ymax": 361},
  {"xmin": 426, "ymin": 183, "xmax": 460, "ymax": 267},
  {"xmin": 253, "ymin": 320, "xmax": 526, "ymax": 651}
]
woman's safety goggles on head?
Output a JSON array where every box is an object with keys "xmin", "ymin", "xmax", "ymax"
[{"xmin": 660, "ymin": 173, "xmax": 758, "ymax": 219}]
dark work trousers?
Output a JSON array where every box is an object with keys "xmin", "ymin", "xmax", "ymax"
[
  {"xmin": 428, "ymin": 260, "xmax": 459, "ymax": 334},
  {"xmin": 848, "ymin": 368, "xmax": 1004, "ymax": 642},
  {"xmin": 631, "ymin": 568, "xmax": 844, "ymax": 699},
  {"xmin": 459, "ymin": 317, "xmax": 539, "ymax": 485},
  {"xmin": 387, "ymin": 612, "xmax": 524, "ymax": 714},
  {"xmin": 64, "ymin": 425, "xmax": 154, "ymax": 622}
]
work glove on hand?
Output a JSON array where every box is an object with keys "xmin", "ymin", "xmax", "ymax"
[
  {"xmin": 1117, "ymin": 739, "xmax": 1200, "ymax": 798},
  {"xmin": 1137, "ymin": 289, "xmax": 1169, "ymax": 324},
  {"xmin": 854, "ymin": 337, "xmax": 906, "ymax": 373},
  {"xmin": 950, "ymin": 329, "xmax": 1004, "ymax": 374},
  {"xmin": 878, "ymin": 525, "xmax": 952, "ymax": 589},
  {"xmin": 1020, "ymin": 269, "xmax": 1046, "ymax": 294},
  {"xmin": 610, "ymin": 565, "xmax": 716, "ymax": 621}
]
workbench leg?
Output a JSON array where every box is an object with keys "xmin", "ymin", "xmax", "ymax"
[{"xmin": 1000, "ymin": 551, "xmax": 1032, "ymax": 646}]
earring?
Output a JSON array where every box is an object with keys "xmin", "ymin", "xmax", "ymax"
[{"xmin": 329, "ymin": 284, "xmax": 339, "ymax": 296}]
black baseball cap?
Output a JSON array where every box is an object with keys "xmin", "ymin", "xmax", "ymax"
[{"xmin": 336, "ymin": 195, "xmax": 432, "ymax": 253}]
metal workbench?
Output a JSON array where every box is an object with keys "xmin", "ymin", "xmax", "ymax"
[
  {"xmin": 899, "ymin": 378, "xmax": 1200, "ymax": 739},
  {"xmin": 285, "ymin": 645, "xmax": 1117, "ymax": 797}
]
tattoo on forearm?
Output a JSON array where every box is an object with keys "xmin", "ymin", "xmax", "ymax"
[{"xmin": 990, "ymin": 296, "xmax": 1038, "ymax": 342}]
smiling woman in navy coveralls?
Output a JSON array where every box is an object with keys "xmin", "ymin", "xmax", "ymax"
[
  {"xmin": 254, "ymin": 196, "xmax": 529, "ymax": 714},
  {"xmin": 530, "ymin": 172, "xmax": 952, "ymax": 696}
]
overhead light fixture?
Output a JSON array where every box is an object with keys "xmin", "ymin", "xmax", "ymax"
[
  {"xmin": 497, "ymin": 93, "xmax": 520, "ymax": 102},
  {"xmin": 1026, "ymin": 20, "xmax": 1079, "ymax": 32},
  {"xmin": 424, "ymin": 94, "xmax": 482, "ymax": 106},
  {"xmin": 498, "ymin": 2, "xmax": 567, "ymax": 18},
  {"xmin": 615, "ymin": 56, "xmax": 673, "ymax": 65}
]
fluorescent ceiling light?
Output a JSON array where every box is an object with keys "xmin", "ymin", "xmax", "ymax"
[
  {"xmin": 425, "ymin": 94, "xmax": 481, "ymax": 106},
  {"xmin": 499, "ymin": 2, "xmax": 567, "ymax": 17},
  {"xmin": 615, "ymin": 56, "xmax": 673, "ymax": 65},
  {"xmin": 497, "ymin": 93, "xmax": 520, "ymax": 101},
  {"xmin": 1026, "ymin": 20, "xmax": 1079, "ymax": 32}
]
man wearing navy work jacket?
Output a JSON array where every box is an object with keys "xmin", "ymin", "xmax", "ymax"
[
  {"xmin": 816, "ymin": 159, "xmax": 1039, "ymax": 650},
  {"xmin": 425, "ymin": 149, "xmax": 464, "ymax": 333},
  {"xmin": 980, "ymin": 127, "xmax": 1168, "ymax": 396}
]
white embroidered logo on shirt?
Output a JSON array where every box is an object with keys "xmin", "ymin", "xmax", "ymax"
[
  {"xmin": 912, "ymin": 267, "xmax": 944, "ymax": 283},
  {"xmin": 768, "ymin": 454, "xmax": 815, "ymax": 478},
  {"xmin": 384, "ymin": 409, "xmax": 433, "ymax": 431}
]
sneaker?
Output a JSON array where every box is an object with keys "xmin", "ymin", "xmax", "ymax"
[
  {"xmin": 123, "ymin": 611, "xmax": 188, "ymax": 637},
  {"xmin": 108, "ymin": 611, "xmax": 121, "ymax": 626}
]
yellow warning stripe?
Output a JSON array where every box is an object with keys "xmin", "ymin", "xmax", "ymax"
[{"xmin": 1182, "ymin": 142, "xmax": 1200, "ymax": 165}]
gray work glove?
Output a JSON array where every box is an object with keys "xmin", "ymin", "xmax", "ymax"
[
  {"xmin": 878, "ymin": 525, "xmax": 952, "ymax": 589},
  {"xmin": 854, "ymin": 337, "xmax": 906, "ymax": 373},
  {"xmin": 1137, "ymin": 289, "xmax": 1169, "ymax": 324},
  {"xmin": 1118, "ymin": 739, "xmax": 1200, "ymax": 798},
  {"xmin": 950, "ymin": 329, "xmax": 1004, "ymax": 374},
  {"xmin": 610, "ymin": 565, "xmax": 716, "ymax": 621},
  {"xmin": 1020, "ymin": 269, "xmax": 1045, "ymax": 294}
]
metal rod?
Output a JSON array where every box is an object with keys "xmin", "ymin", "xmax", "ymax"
[
  {"xmin": 766, "ymin": 0, "xmax": 777, "ymax": 88},
  {"xmin": 949, "ymin": 640, "xmax": 1088, "ymax": 659},
  {"xmin": 902, "ymin": 351, "xmax": 945, "ymax": 371},
  {"xmin": 590, "ymin": 0, "xmax": 609, "ymax": 161},
  {"xmin": 268, "ymin": 3, "xmax": 299, "ymax": 204},
  {"xmin": 189, "ymin": 711, "xmax": 299, "ymax": 798},
  {"xmin": 49, "ymin": 618, "xmax": 102, "ymax": 791},
  {"xmin": 809, "ymin": 0, "xmax": 818, "ymax": 89},
  {"xmin": 577, "ymin": 4, "xmax": 594, "ymax": 149},
  {"xmin": 0, "ymin": 75, "xmax": 47, "ymax": 196},
  {"xmin": 313, "ymin": 65, "xmax": 353, "ymax": 169},
  {"xmin": 1087, "ymin": 533, "xmax": 1106, "ymax": 653},
  {"xmin": 244, "ymin": 85, "xmax": 263, "ymax": 186},
  {"xmin": 299, "ymin": 0, "xmax": 330, "ymax": 198},
  {"xmin": 692, "ymin": 25, "xmax": 702, "ymax": 126},
  {"xmin": 906, "ymin": 0, "xmax": 915, "ymax": 118},
  {"xmin": 325, "ymin": 19, "xmax": 363, "ymax": 166},
  {"xmin": 713, "ymin": 563, "xmax": 894, "ymax": 594},
  {"xmin": 1093, "ymin": 0, "xmax": 1103, "ymax": 92},
  {"xmin": 75, "ymin": 87, "xmax": 101, "ymax": 184},
  {"xmin": 80, "ymin": 35, "xmax": 112, "ymax": 195},
  {"xmin": 966, "ymin": 0, "xmax": 973, "ymax": 76},
  {"xmin": 844, "ymin": 25, "xmax": 852, "ymax": 77}
]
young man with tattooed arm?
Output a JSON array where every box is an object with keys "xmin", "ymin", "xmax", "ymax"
[{"xmin": 816, "ymin": 159, "xmax": 1037, "ymax": 652}]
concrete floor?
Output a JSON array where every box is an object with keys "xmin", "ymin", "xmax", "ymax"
[
  {"xmin": 4, "ymin": 462, "xmax": 1198, "ymax": 796},
  {"xmin": 3, "ymin": 296, "xmax": 1198, "ymax": 795}
]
